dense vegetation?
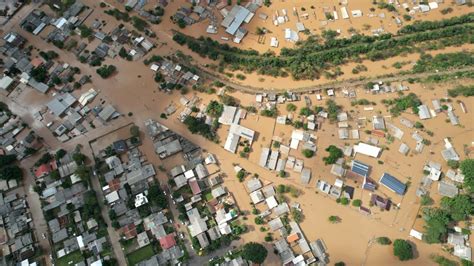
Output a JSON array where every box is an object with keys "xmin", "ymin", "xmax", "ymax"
[
  {"xmin": 184, "ymin": 116, "xmax": 217, "ymax": 141},
  {"xmin": 393, "ymin": 239, "xmax": 414, "ymax": 261},
  {"xmin": 0, "ymin": 155, "xmax": 22, "ymax": 181},
  {"xmin": 173, "ymin": 14, "xmax": 474, "ymax": 80},
  {"xmin": 323, "ymin": 145, "xmax": 343, "ymax": 165},
  {"xmin": 96, "ymin": 65, "xmax": 116, "ymax": 78},
  {"xmin": 423, "ymin": 159, "xmax": 474, "ymax": 244},
  {"xmin": 448, "ymin": 85, "xmax": 474, "ymax": 97},
  {"xmin": 241, "ymin": 242, "xmax": 267, "ymax": 264},
  {"xmin": 381, "ymin": 93, "xmax": 422, "ymax": 116},
  {"xmin": 413, "ymin": 52, "xmax": 474, "ymax": 73}
]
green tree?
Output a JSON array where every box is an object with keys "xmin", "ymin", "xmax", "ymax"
[
  {"xmin": 323, "ymin": 145, "xmax": 343, "ymax": 165},
  {"xmin": 0, "ymin": 165, "xmax": 22, "ymax": 181},
  {"xmin": 340, "ymin": 197, "xmax": 350, "ymax": 205},
  {"xmin": 55, "ymin": 149, "xmax": 67, "ymax": 160},
  {"xmin": 302, "ymin": 149, "xmax": 314, "ymax": 158},
  {"xmin": 291, "ymin": 208, "xmax": 302, "ymax": 223},
  {"xmin": 420, "ymin": 194, "xmax": 433, "ymax": 206},
  {"xmin": 148, "ymin": 184, "xmax": 168, "ymax": 209},
  {"xmin": 328, "ymin": 215, "xmax": 339, "ymax": 223},
  {"xmin": 72, "ymin": 153, "xmax": 86, "ymax": 165},
  {"xmin": 461, "ymin": 159, "xmax": 474, "ymax": 192},
  {"xmin": 440, "ymin": 195, "xmax": 473, "ymax": 221},
  {"xmin": 254, "ymin": 216, "xmax": 264, "ymax": 225},
  {"xmin": 393, "ymin": 239, "xmax": 414, "ymax": 261},
  {"xmin": 352, "ymin": 199, "xmax": 362, "ymax": 207},
  {"xmin": 0, "ymin": 155, "xmax": 17, "ymax": 168},
  {"xmin": 206, "ymin": 100, "xmax": 224, "ymax": 117},
  {"xmin": 423, "ymin": 208, "xmax": 450, "ymax": 244},
  {"xmin": 242, "ymin": 242, "xmax": 268, "ymax": 264},
  {"xmin": 286, "ymin": 103, "xmax": 297, "ymax": 112},
  {"xmin": 299, "ymin": 107, "xmax": 313, "ymax": 116},
  {"xmin": 236, "ymin": 170, "xmax": 245, "ymax": 182}
]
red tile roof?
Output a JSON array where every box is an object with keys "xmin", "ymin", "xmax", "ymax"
[
  {"xmin": 122, "ymin": 224, "xmax": 137, "ymax": 240},
  {"xmin": 286, "ymin": 233, "xmax": 299, "ymax": 243},
  {"xmin": 189, "ymin": 179, "xmax": 201, "ymax": 195},
  {"xmin": 159, "ymin": 234, "xmax": 176, "ymax": 249},
  {"xmin": 108, "ymin": 179, "xmax": 121, "ymax": 191},
  {"xmin": 31, "ymin": 58, "xmax": 43, "ymax": 68},
  {"xmin": 35, "ymin": 164, "xmax": 52, "ymax": 178}
]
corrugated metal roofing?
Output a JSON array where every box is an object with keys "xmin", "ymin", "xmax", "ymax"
[
  {"xmin": 351, "ymin": 160, "xmax": 370, "ymax": 177},
  {"xmin": 379, "ymin": 173, "xmax": 406, "ymax": 195}
]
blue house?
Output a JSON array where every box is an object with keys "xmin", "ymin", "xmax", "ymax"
[{"xmin": 379, "ymin": 173, "xmax": 406, "ymax": 195}]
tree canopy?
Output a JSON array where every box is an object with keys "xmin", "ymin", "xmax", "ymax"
[
  {"xmin": 242, "ymin": 242, "xmax": 268, "ymax": 264},
  {"xmin": 393, "ymin": 239, "xmax": 414, "ymax": 261},
  {"xmin": 423, "ymin": 208, "xmax": 450, "ymax": 244},
  {"xmin": 323, "ymin": 145, "xmax": 343, "ymax": 165},
  {"xmin": 461, "ymin": 159, "xmax": 474, "ymax": 192},
  {"xmin": 148, "ymin": 184, "xmax": 168, "ymax": 209},
  {"xmin": 440, "ymin": 194, "xmax": 473, "ymax": 221}
]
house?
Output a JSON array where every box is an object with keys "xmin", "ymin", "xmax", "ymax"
[
  {"xmin": 438, "ymin": 182, "xmax": 459, "ymax": 198},
  {"xmin": 372, "ymin": 116, "xmax": 385, "ymax": 130},
  {"xmin": 371, "ymin": 194, "xmax": 391, "ymax": 210},
  {"xmin": 399, "ymin": 143, "xmax": 410, "ymax": 155},
  {"xmin": 418, "ymin": 105, "xmax": 431, "ymax": 120},
  {"xmin": 221, "ymin": 5, "xmax": 254, "ymax": 36},
  {"xmin": 354, "ymin": 143, "xmax": 381, "ymax": 158},
  {"xmin": 300, "ymin": 168, "xmax": 311, "ymax": 184},
  {"xmin": 246, "ymin": 178, "xmax": 262, "ymax": 193},
  {"xmin": 47, "ymin": 93, "xmax": 77, "ymax": 117},
  {"xmin": 0, "ymin": 76, "xmax": 14, "ymax": 91},
  {"xmin": 159, "ymin": 234, "xmax": 176, "ymax": 249},
  {"xmin": 224, "ymin": 124, "xmax": 255, "ymax": 153},
  {"xmin": 351, "ymin": 160, "xmax": 370, "ymax": 178},
  {"xmin": 379, "ymin": 173, "xmax": 406, "ymax": 195}
]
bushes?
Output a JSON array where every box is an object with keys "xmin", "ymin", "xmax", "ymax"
[
  {"xmin": 286, "ymin": 103, "xmax": 297, "ymax": 112},
  {"xmin": 377, "ymin": 237, "xmax": 392, "ymax": 245},
  {"xmin": 132, "ymin": 16, "xmax": 149, "ymax": 32},
  {"xmin": 393, "ymin": 239, "xmax": 414, "ymax": 261},
  {"xmin": 448, "ymin": 85, "xmax": 474, "ymax": 98},
  {"xmin": 352, "ymin": 199, "xmax": 362, "ymax": 207},
  {"xmin": 184, "ymin": 116, "xmax": 217, "ymax": 141},
  {"xmin": 206, "ymin": 100, "xmax": 224, "ymax": 117},
  {"xmin": 413, "ymin": 52, "xmax": 474, "ymax": 74},
  {"xmin": 96, "ymin": 65, "xmax": 116, "ymax": 78}
]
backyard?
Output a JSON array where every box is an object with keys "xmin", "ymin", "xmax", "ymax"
[
  {"xmin": 55, "ymin": 250, "xmax": 84, "ymax": 266},
  {"xmin": 126, "ymin": 244, "xmax": 155, "ymax": 265}
]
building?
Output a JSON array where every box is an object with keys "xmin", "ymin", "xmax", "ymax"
[
  {"xmin": 438, "ymin": 182, "xmax": 459, "ymax": 198},
  {"xmin": 418, "ymin": 105, "xmax": 431, "ymax": 120},
  {"xmin": 223, "ymin": 124, "xmax": 255, "ymax": 153},
  {"xmin": 351, "ymin": 160, "xmax": 370, "ymax": 178},
  {"xmin": 221, "ymin": 6, "xmax": 253, "ymax": 36},
  {"xmin": 354, "ymin": 143, "xmax": 381, "ymax": 158},
  {"xmin": 379, "ymin": 173, "xmax": 406, "ymax": 195},
  {"xmin": 46, "ymin": 93, "xmax": 77, "ymax": 117}
]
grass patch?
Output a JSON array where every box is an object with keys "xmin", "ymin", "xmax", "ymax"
[
  {"xmin": 126, "ymin": 244, "xmax": 154, "ymax": 265},
  {"xmin": 56, "ymin": 250, "xmax": 84, "ymax": 266},
  {"xmin": 204, "ymin": 192, "xmax": 213, "ymax": 201}
]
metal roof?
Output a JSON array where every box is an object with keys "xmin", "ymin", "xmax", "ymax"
[
  {"xmin": 351, "ymin": 160, "xmax": 370, "ymax": 177},
  {"xmin": 379, "ymin": 173, "xmax": 406, "ymax": 195}
]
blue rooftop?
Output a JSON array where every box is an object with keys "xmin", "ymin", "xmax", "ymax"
[
  {"xmin": 379, "ymin": 173, "xmax": 406, "ymax": 195},
  {"xmin": 351, "ymin": 160, "xmax": 370, "ymax": 178}
]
